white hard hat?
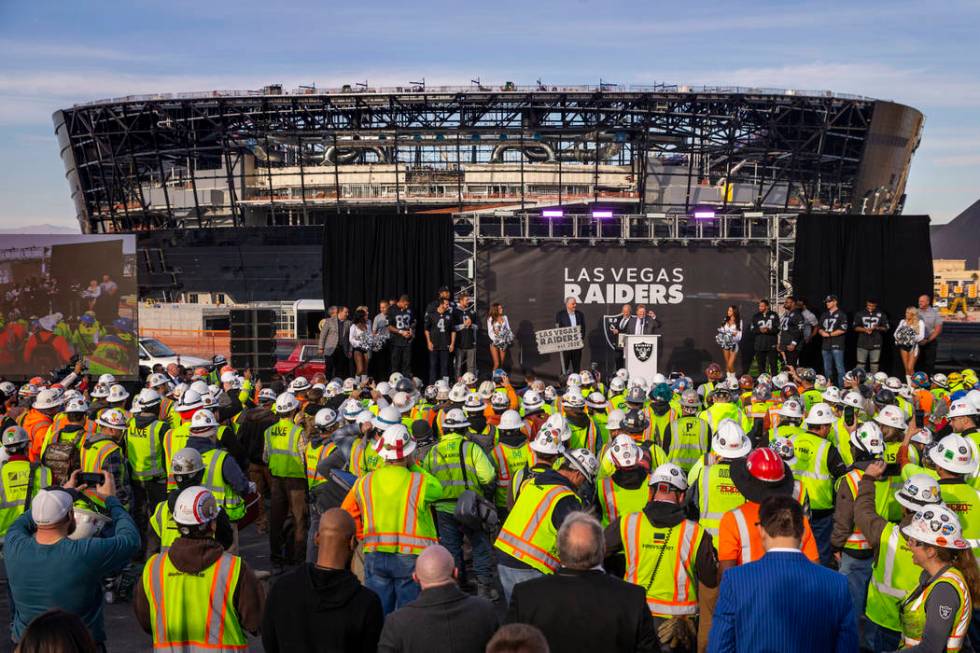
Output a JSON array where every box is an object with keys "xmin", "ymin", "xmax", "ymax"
[
  {"xmin": 441, "ymin": 408, "xmax": 470, "ymax": 430},
  {"xmin": 314, "ymin": 408, "xmax": 339, "ymax": 429},
  {"xmin": 490, "ymin": 392, "xmax": 510, "ymax": 410},
  {"xmin": 461, "ymin": 372, "xmax": 477, "ymax": 386},
  {"xmin": 873, "ymin": 371, "xmax": 888, "ymax": 384},
  {"xmin": 772, "ymin": 372, "xmax": 791, "ymax": 389},
  {"xmin": 606, "ymin": 434, "xmax": 642, "ymax": 469},
  {"xmin": 448, "ymin": 384, "xmax": 468, "ymax": 403},
  {"xmin": 711, "ymin": 419, "xmax": 751, "ymax": 459},
  {"xmin": 804, "ymin": 403, "xmax": 836, "ymax": 426},
  {"xmin": 171, "ymin": 382, "xmax": 188, "ymax": 400},
  {"xmin": 948, "ymin": 400, "xmax": 978, "ymax": 419},
  {"xmin": 173, "ymin": 486, "xmax": 220, "ymax": 526},
  {"xmin": 680, "ymin": 389, "xmax": 700, "ymax": 409},
  {"xmin": 566, "ymin": 373, "xmax": 582, "ymax": 387},
  {"xmin": 615, "ymin": 368, "xmax": 629, "ymax": 381},
  {"xmin": 577, "ymin": 370, "xmax": 593, "ymax": 386},
  {"xmin": 392, "ymin": 391, "xmax": 416, "ymax": 414},
  {"xmin": 189, "ymin": 409, "xmax": 218, "ymax": 435},
  {"xmin": 561, "ymin": 391, "xmax": 585, "ymax": 409},
  {"xmin": 543, "ymin": 413, "xmax": 571, "ymax": 442},
  {"xmin": 498, "ymin": 410, "xmax": 523, "ymax": 431},
  {"xmin": 609, "ymin": 377, "xmax": 627, "ymax": 393},
  {"xmin": 376, "ymin": 424, "xmax": 416, "ymax": 461},
  {"xmin": 933, "ymin": 373, "xmax": 949, "ymax": 388},
  {"xmin": 148, "ymin": 372, "xmax": 169, "ymax": 388},
  {"xmin": 376, "ymin": 405, "xmax": 402, "ymax": 428},
  {"xmin": 64, "ymin": 397, "xmax": 89, "ymax": 414},
  {"xmin": 172, "ymin": 447, "xmax": 205, "ymax": 476},
  {"xmin": 2, "ymin": 426, "xmax": 29, "ymax": 448},
  {"xmin": 521, "ymin": 390, "xmax": 543, "ymax": 411},
  {"xmin": 650, "ymin": 462, "xmax": 688, "ymax": 491},
  {"xmin": 651, "ymin": 372, "xmax": 667, "ymax": 386},
  {"xmin": 477, "ymin": 380, "xmax": 495, "ymax": 399},
  {"xmin": 33, "ymin": 388, "xmax": 64, "ymax": 410},
  {"xmin": 97, "ymin": 408, "xmax": 127, "ymax": 430},
  {"xmin": 530, "ymin": 424, "xmax": 564, "ymax": 455},
  {"xmin": 885, "ymin": 377, "xmax": 902, "ymax": 391},
  {"xmin": 388, "ymin": 372, "xmax": 404, "ymax": 386},
  {"xmin": 137, "ymin": 388, "xmax": 161, "ymax": 408},
  {"xmin": 177, "ymin": 388, "xmax": 204, "ymax": 411},
  {"xmin": 606, "ymin": 408, "xmax": 627, "ymax": 431},
  {"xmin": 220, "ymin": 371, "xmax": 237, "ymax": 384},
  {"xmin": 342, "ymin": 378, "xmax": 357, "ymax": 392},
  {"xmin": 850, "ymin": 422, "xmax": 885, "ymax": 457},
  {"xmin": 874, "ymin": 405, "xmax": 908, "ymax": 430},
  {"xmin": 930, "ymin": 434, "xmax": 979, "ymax": 475},
  {"xmin": 777, "ymin": 399, "xmax": 803, "ymax": 419},
  {"xmin": 340, "ymin": 399, "xmax": 365, "ymax": 421},
  {"xmin": 463, "ymin": 393, "xmax": 485, "ymax": 414},
  {"xmin": 275, "ymin": 392, "xmax": 300, "ymax": 413},
  {"xmin": 355, "ymin": 411, "xmax": 375, "ymax": 428},
  {"xmin": 97, "ymin": 373, "xmax": 117, "ymax": 386},
  {"xmin": 289, "ymin": 376, "xmax": 312, "ymax": 392},
  {"xmin": 966, "ymin": 389, "xmax": 980, "ymax": 411},
  {"xmin": 325, "ymin": 381, "xmax": 342, "ymax": 397},
  {"xmin": 543, "ymin": 386, "xmax": 557, "ymax": 401},
  {"xmin": 901, "ymin": 504, "xmax": 970, "ymax": 550},
  {"xmin": 822, "ymin": 386, "xmax": 842, "ymax": 404},
  {"xmin": 769, "ymin": 436, "xmax": 796, "ymax": 464},
  {"xmin": 895, "ymin": 473, "xmax": 942, "ymax": 512},
  {"xmin": 258, "ymin": 387, "xmax": 277, "ymax": 403},
  {"xmin": 911, "ymin": 428, "xmax": 934, "ymax": 446},
  {"xmin": 0, "ymin": 381, "xmax": 16, "ymax": 397},
  {"xmin": 586, "ymin": 392, "xmax": 608, "ymax": 410},
  {"xmin": 189, "ymin": 380, "xmax": 210, "ymax": 397},
  {"xmin": 376, "ymin": 382, "xmax": 392, "ymax": 397},
  {"xmin": 564, "ymin": 448, "xmax": 598, "ymax": 482},
  {"xmin": 67, "ymin": 506, "xmax": 111, "ymax": 541},
  {"xmin": 841, "ymin": 391, "xmax": 865, "ymax": 410}
]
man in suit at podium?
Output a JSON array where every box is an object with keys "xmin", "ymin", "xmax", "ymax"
[
  {"xmin": 556, "ymin": 297, "xmax": 585, "ymax": 374},
  {"xmin": 625, "ymin": 305, "xmax": 660, "ymax": 336}
]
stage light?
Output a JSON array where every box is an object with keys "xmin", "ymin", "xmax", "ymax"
[
  {"xmin": 542, "ymin": 209, "xmax": 563, "ymax": 218},
  {"xmin": 618, "ymin": 238, "xmax": 626, "ymax": 246},
  {"xmin": 530, "ymin": 238, "xmax": 540, "ymax": 246},
  {"xmin": 592, "ymin": 210, "xmax": 613, "ymax": 219},
  {"xmin": 651, "ymin": 238, "xmax": 660, "ymax": 247},
  {"xmin": 680, "ymin": 238, "xmax": 689, "ymax": 247},
  {"xmin": 693, "ymin": 210, "xmax": 716, "ymax": 219}
]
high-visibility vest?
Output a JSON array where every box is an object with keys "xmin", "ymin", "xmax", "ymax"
[
  {"xmin": 790, "ymin": 431, "xmax": 834, "ymax": 510},
  {"xmin": 801, "ymin": 389, "xmax": 823, "ymax": 414},
  {"xmin": 0, "ymin": 460, "xmax": 52, "ymax": 536},
  {"xmin": 264, "ymin": 420, "xmax": 304, "ymax": 479},
  {"xmin": 769, "ymin": 423, "xmax": 806, "ymax": 442},
  {"xmin": 490, "ymin": 441, "xmax": 530, "ymax": 508},
  {"xmin": 609, "ymin": 392, "xmax": 628, "ymax": 412},
  {"xmin": 142, "ymin": 551, "xmax": 247, "ymax": 651},
  {"xmin": 202, "ymin": 449, "xmax": 245, "ymax": 521},
  {"xmin": 699, "ymin": 403, "xmax": 742, "ymax": 432},
  {"xmin": 158, "ymin": 396, "xmax": 174, "ymax": 423},
  {"xmin": 80, "ymin": 438, "xmax": 121, "ymax": 507},
  {"xmin": 164, "ymin": 422, "xmax": 192, "ymax": 490},
  {"xmin": 840, "ymin": 469, "xmax": 891, "ymax": 552},
  {"xmin": 621, "ymin": 512, "xmax": 702, "ymax": 616},
  {"xmin": 127, "ymin": 419, "xmax": 166, "ymax": 482},
  {"xmin": 896, "ymin": 397, "xmax": 915, "ymax": 425},
  {"xmin": 598, "ymin": 476, "xmax": 649, "ymax": 527},
  {"xmin": 566, "ymin": 418, "xmax": 600, "ymax": 454},
  {"xmin": 422, "ymin": 434, "xmax": 493, "ymax": 513},
  {"xmin": 901, "ymin": 567, "xmax": 971, "ymax": 651},
  {"xmin": 355, "ymin": 466, "xmax": 439, "ymax": 555},
  {"xmin": 696, "ymin": 459, "xmax": 745, "ymax": 538},
  {"xmin": 305, "ymin": 439, "xmax": 336, "ymax": 489},
  {"xmin": 649, "ymin": 409, "xmax": 676, "ymax": 448},
  {"xmin": 150, "ymin": 501, "xmax": 180, "ymax": 552},
  {"xmin": 939, "ymin": 482, "xmax": 980, "ymax": 556},
  {"xmin": 494, "ymin": 481, "xmax": 578, "ymax": 574},
  {"xmin": 40, "ymin": 422, "xmax": 92, "ymax": 459},
  {"xmin": 348, "ymin": 437, "xmax": 382, "ymax": 476},
  {"xmin": 667, "ymin": 416, "xmax": 710, "ymax": 473},
  {"xmin": 866, "ymin": 523, "xmax": 920, "ymax": 632}
]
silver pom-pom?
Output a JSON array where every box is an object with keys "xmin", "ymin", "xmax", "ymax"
[
  {"xmin": 894, "ymin": 325, "xmax": 918, "ymax": 347},
  {"xmin": 715, "ymin": 329, "xmax": 738, "ymax": 351},
  {"xmin": 491, "ymin": 324, "xmax": 514, "ymax": 349}
]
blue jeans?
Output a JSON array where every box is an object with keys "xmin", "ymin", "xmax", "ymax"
[
  {"xmin": 862, "ymin": 620, "xmax": 900, "ymax": 652},
  {"xmin": 497, "ymin": 564, "xmax": 542, "ymax": 605},
  {"xmin": 810, "ymin": 513, "xmax": 835, "ymax": 568},
  {"xmin": 839, "ymin": 553, "xmax": 873, "ymax": 639},
  {"xmin": 822, "ymin": 348, "xmax": 846, "ymax": 387},
  {"xmin": 363, "ymin": 552, "xmax": 420, "ymax": 615},
  {"xmin": 436, "ymin": 511, "xmax": 494, "ymax": 582}
]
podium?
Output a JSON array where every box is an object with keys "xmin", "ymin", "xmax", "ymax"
[{"xmin": 624, "ymin": 334, "xmax": 659, "ymax": 382}]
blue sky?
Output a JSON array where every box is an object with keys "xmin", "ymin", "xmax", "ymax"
[{"xmin": 2, "ymin": 0, "xmax": 979, "ymax": 230}]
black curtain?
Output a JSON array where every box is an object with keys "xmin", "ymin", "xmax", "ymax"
[
  {"xmin": 791, "ymin": 214, "xmax": 933, "ymax": 375},
  {"xmin": 322, "ymin": 213, "xmax": 454, "ymax": 378}
]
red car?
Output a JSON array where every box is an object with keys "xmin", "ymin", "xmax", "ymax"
[{"xmin": 274, "ymin": 341, "xmax": 325, "ymax": 379}]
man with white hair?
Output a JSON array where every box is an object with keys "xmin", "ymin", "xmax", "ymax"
[{"xmin": 555, "ymin": 297, "xmax": 585, "ymax": 375}]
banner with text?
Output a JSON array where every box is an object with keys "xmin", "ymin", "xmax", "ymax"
[{"xmin": 479, "ymin": 243, "xmax": 769, "ymax": 382}]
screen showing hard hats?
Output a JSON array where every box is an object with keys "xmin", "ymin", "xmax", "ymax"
[{"xmin": 0, "ymin": 234, "xmax": 138, "ymax": 379}]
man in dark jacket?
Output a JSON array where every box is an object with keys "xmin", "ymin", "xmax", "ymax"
[
  {"xmin": 235, "ymin": 391, "xmax": 277, "ymax": 533},
  {"xmin": 506, "ymin": 512, "xmax": 659, "ymax": 653},
  {"xmin": 749, "ymin": 299, "xmax": 779, "ymax": 377},
  {"xmin": 262, "ymin": 508, "xmax": 383, "ymax": 653},
  {"xmin": 379, "ymin": 544, "xmax": 499, "ymax": 653}
]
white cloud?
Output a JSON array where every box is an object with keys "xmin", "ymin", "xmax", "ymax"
[{"xmin": 0, "ymin": 39, "xmax": 155, "ymax": 63}]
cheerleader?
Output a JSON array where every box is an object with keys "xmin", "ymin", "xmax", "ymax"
[
  {"xmin": 718, "ymin": 304, "xmax": 743, "ymax": 380},
  {"xmin": 487, "ymin": 302, "xmax": 511, "ymax": 370},
  {"xmin": 895, "ymin": 306, "xmax": 926, "ymax": 380},
  {"xmin": 348, "ymin": 308, "xmax": 371, "ymax": 380}
]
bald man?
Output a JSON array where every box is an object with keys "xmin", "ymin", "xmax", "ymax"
[
  {"xmin": 379, "ymin": 544, "xmax": 500, "ymax": 653},
  {"xmin": 262, "ymin": 509, "xmax": 383, "ymax": 653}
]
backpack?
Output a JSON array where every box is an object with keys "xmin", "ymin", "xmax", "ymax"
[{"xmin": 42, "ymin": 429, "xmax": 83, "ymax": 486}]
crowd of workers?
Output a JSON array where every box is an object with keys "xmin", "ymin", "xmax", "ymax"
[{"xmin": 2, "ymin": 330, "xmax": 980, "ymax": 652}]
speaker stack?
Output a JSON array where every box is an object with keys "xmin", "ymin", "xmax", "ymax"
[{"xmin": 230, "ymin": 309, "xmax": 277, "ymax": 380}]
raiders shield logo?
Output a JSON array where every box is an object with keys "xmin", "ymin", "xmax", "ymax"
[
  {"xmin": 634, "ymin": 342, "xmax": 653, "ymax": 362},
  {"xmin": 939, "ymin": 605, "xmax": 952, "ymax": 620}
]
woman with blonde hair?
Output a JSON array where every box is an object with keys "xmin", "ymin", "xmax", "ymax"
[{"xmin": 895, "ymin": 306, "xmax": 926, "ymax": 381}]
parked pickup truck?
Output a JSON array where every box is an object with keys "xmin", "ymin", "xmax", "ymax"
[{"xmin": 274, "ymin": 341, "xmax": 325, "ymax": 379}]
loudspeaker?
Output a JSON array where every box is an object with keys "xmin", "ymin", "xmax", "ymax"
[{"xmin": 230, "ymin": 309, "xmax": 277, "ymax": 379}]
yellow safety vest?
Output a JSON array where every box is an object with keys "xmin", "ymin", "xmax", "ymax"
[
  {"xmin": 354, "ymin": 465, "xmax": 440, "ymax": 555},
  {"xmin": 598, "ymin": 476, "xmax": 649, "ymax": 527},
  {"xmin": 263, "ymin": 420, "xmax": 304, "ymax": 479},
  {"xmin": 939, "ymin": 482, "xmax": 980, "ymax": 557},
  {"xmin": 142, "ymin": 550, "xmax": 247, "ymax": 651},
  {"xmin": 202, "ymin": 449, "xmax": 245, "ymax": 521},
  {"xmin": 840, "ymin": 469, "xmax": 891, "ymax": 552},
  {"xmin": 494, "ymin": 481, "xmax": 578, "ymax": 574},
  {"xmin": 667, "ymin": 416, "xmax": 710, "ymax": 473},
  {"xmin": 150, "ymin": 500, "xmax": 181, "ymax": 552},
  {"xmin": 621, "ymin": 512, "xmax": 702, "ymax": 616},
  {"xmin": 490, "ymin": 441, "xmax": 530, "ymax": 509},
  {"xmin": 127, "ymin": 419, "xmax": 166, "ymax": 482},
  {"xmin": 305, "ymin": 440, "xmax": 337, "ymax": 489},
  {"xmin": 695, "ymin": 459, "xmax": 745, "ymax": 538},
  {"xmin": 0, "ymin": 460, "xmax": 51, "ymax": 535},
  {"xmin": 790, "ymin": 431, "xmax": 834, "ymax": 510},
  {"xmin": 348, "ymin": 437, "xmax": 383, "ymax": 477},
  {"xmin": 164, "ymin": 422, "xmax": 192, "ymax": 490},
  {"xmin": 80, "ymin": 438, "xmax": 121, "ymax": 507},
  {"xmin": 901, "ymin": 567, "xmax": 971, "ymax": 651},
  {"xmin": 866, "ymin": 522, "xmax": 919, "ymax": 632}
]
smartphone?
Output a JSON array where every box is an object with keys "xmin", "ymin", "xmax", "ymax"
[
  {"xmin": 77, "ymin": 472, "xmax": 105, "ymax": 486},
  {"xmin": 844, "ymin": 406, "xmax": 855, "ymax": 426}
]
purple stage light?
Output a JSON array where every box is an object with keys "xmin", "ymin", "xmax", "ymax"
[
  {"xmin": 592, "ymin": 210, "xmax": 613, "ymax": 219},
  {"xmin": 542, "ymin": 209, "xmax": 564, "ymax": 218},
  {"xmin": 693, "ymin": 210, "xmax": 716, "ymax": 219}
]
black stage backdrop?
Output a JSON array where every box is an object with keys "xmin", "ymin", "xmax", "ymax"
[
  {"xmin": 791, "ymin": 214, "xmax": 933, "ymax": 375},
  {"xmin": 322, "ymin": 214, "xmax": 453, "ymax": 377},
  {"xmin": 479, "ymin": 243, "xmax": 770, "ymax": 383}
]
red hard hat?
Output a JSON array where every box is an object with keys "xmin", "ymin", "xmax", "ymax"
[
  {"xmin": 745, "ymin": 448, "xmax": 786, "ymax": 483},
  {"xmin": 781, "ymin": 385, "xmax": 799, "ymax": 399},
  {"xmin": 738, "ymin": 374, "xmax": 754, "ymax": 390}
]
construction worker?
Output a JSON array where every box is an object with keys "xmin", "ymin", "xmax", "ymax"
[
  {"xmin": 605, "ymin": 462, "xmax": 716, "ymax": 653},
  {"xmin": 855, "ymin": 463, "xmax": 942, "ymax": 651},
  {"xmin": 647, "ymin": 384, "xmax": 676, "ymax": 450},
  {"xmin": 23, "ymin": 387, "xmax": 61, "ymax": 462},
  {"xmin": 509, "ymin": 422, "xmax": 566, "ymax": 508},
  {"xmin": 697, "ymin": 363, "xmax": 723, "ymax": 407},
  {"xmin": 585, "ymin": 391, "xmax": 610, "ymax": 444},
  {"xmin": 495, "ymin": 446, "xmax": 596, "ymax": 603},
  {"xmin": 305, "ymin": 407, "xmax": 340, "ymax": 561},
  {"xmin": 945, "ymin": 400, "xmax": 980, "ymax": 470},
  {"xmin": 770, "ymin": 398, "xmax": 806, "ymax": 441},
  {"xmin": 136, "ymin": 486, "xmax": 263, "ymax": 648},
  {"xmin": 898, "ymin": 504, "xmax": 978, "ymax": 650},
  {"xmin": 341, "ymin": 424, "xmax": 443, "ymax": 615},
  {"xmin": 686, "ymin": 419, "xmax": 750, "ymax": 540},
  {"xmin": 607, "ymin": 376, "xmax": 629, "ymax": 411},
  {"xmin": 489, "ymin": 409, "xmax": 530, "ymax": 521},
  {"xmin": 667, "ymin": 389, "xmax": 711, "ymax": 474},
  {"xmin": 561, "ymin": 391, "xmax": 600, "ymax": 454},
  {"xmin": 263, "ymin": 392, "xmax": 308, "ymax": 567},
  {"xmin": 927, "ymin": 433, "xmax": 980, "ymax": 561},
  {"xmin": 39, "ymin": 396, "xmax": 92, "ymax": 485},
  {"xmin": 520, "ymin": 390, "xmax": 549, "ymax": 439},
  {"xmin": 421, "ymin": 407, "xmax": 497, "ymax": 599},
  {"xmin": 597, "ymin": 434, "xmax": 650, "ymax": 527},
  {"xmin": 185, "ymin": 409, "xmax": 250, "ymax": 526},
  {"xmin": 126, "ymin": 388, "xmax": 169, "ymax": 548},
  {"xmin": 790, "ymin": 402, "xmax": 847, "ymax": 567},
  {"xmin": 164, "ymin": 388, "xmax": 206, "ymax": 490},
  {"xmin": 80, "ymin": 408, "xmax": 131, "ymax": 509},
  {"xmin": 486, "ymin": 391, "xmax": 512, "ymax": 428},
  {"xmin": 796, "ymin": 367, "xmax": 824, "ymax": 413},
  {"xmin": 462, "ymin": 393, "xmax": 495, "ymax": 452},
  {"xmin": 697, "ymin": 386, "xmax": 745, "ymax": 433},
  {"xmin": 0, "ymin": 426, "xmax": 52, "ymax": 537},
  {"xmin": 830, "ymin": 421, "xmax": 890, "ymax": 623}
]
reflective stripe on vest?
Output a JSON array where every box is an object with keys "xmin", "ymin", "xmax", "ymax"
[
  {"xmin": 698, "ymin": 460, "xmax": 745, "ymax": 538},
  {"xmin": 305, "ymin": 441, "xmax": 336, "ymax": 488},
  {"xmin": 901, "ymin": 568, "xmax": 971, "ymax": 650},
  {"xmin": 128, "ymin": 420, "xmax": 165, "ymax": 481},
  {"xmin": 201, "ymin": 449, "xmax": 245, "ymax": 520},
  {"xmin": 622, "ymin": 512, "xmax": 700, "ymax": 616},
  {"xmin": 731, "ymin": 507, "xmax": 755, "ymax": 564},
  {"xmin": 601, "ymin": 477, "xmax": 620, "ymax": 524},
  {"xmin": 495, "ymin": 484, "xmax": 574, "ymax": 573},
  {"xmin": 360, "ymin": 471, "xmax": 438, "ymax": 554},
  {"xmin": 843, "ymin": 470, "xmax": 871, "ymax": 550},
  {"xmin": 265, "ymin": 423, "xmax": 304, "ymax": 478},
  {"xmin": 667, "ymin": 417, "xmax": 709, "ymax": 471}
]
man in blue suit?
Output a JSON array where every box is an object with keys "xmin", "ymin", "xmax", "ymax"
[{"xmin": 708, "ymin": 495, "xmax": 858, "ymax": 653}]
